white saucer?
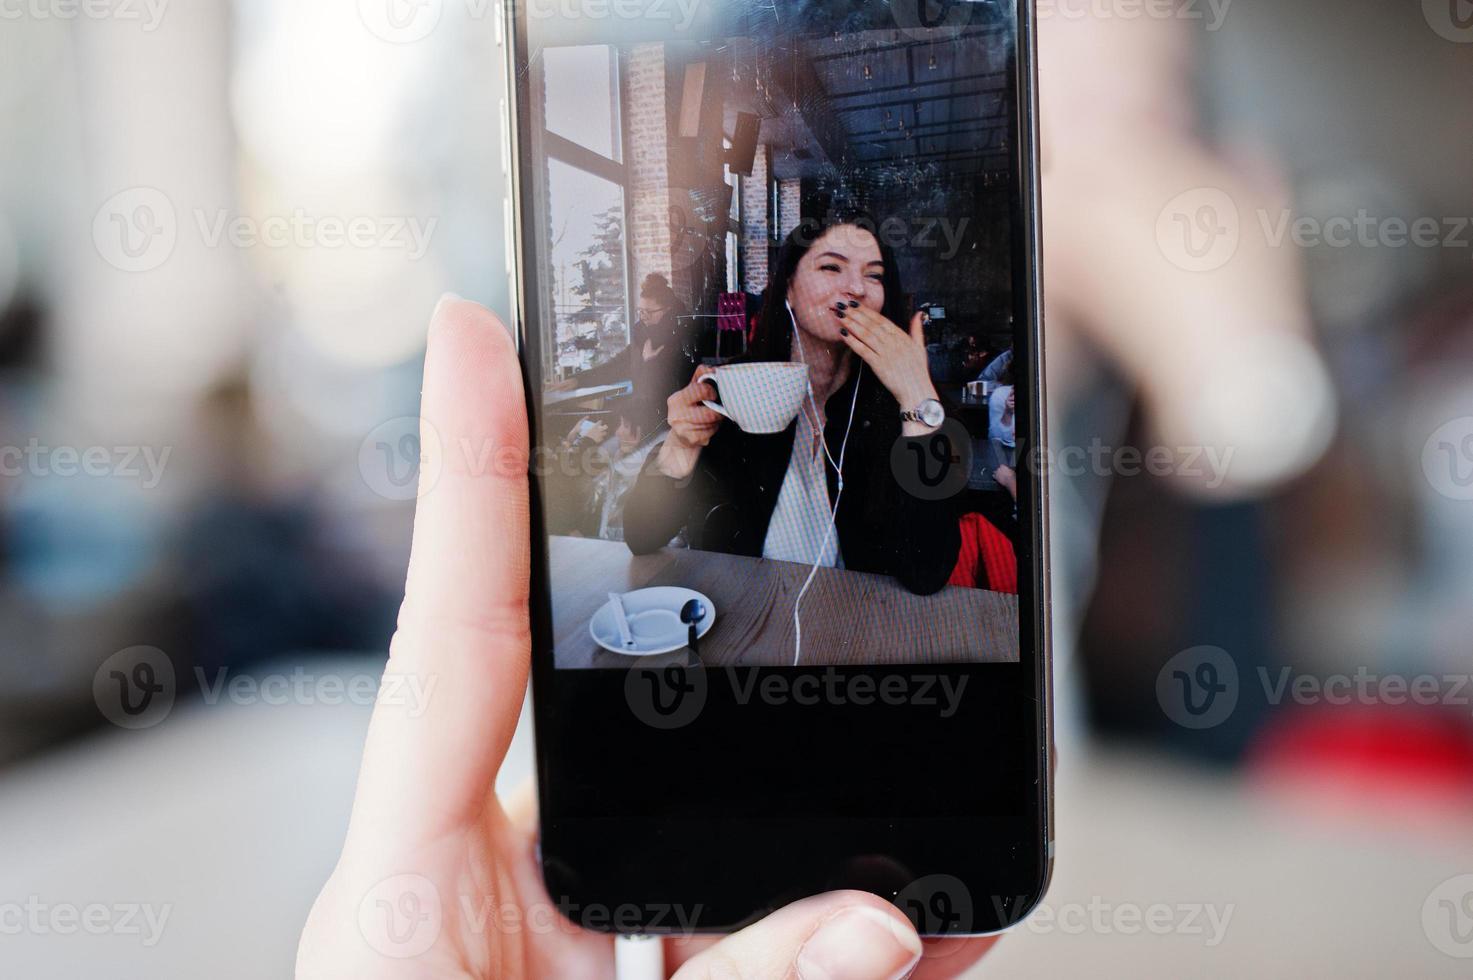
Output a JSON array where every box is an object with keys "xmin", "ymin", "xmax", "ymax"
[{"xmin": 589, "ymin": 587, "xmax": 716, "ymax": 656}]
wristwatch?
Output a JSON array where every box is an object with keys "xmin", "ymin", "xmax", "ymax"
[{"xmin": 900, "ymin": 398, "xmax": 945, "ymax": 429}]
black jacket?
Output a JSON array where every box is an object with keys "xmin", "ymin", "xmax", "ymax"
[{"xmin": 623, "ymin": 368, "xmax": 961, "ymax": 596}]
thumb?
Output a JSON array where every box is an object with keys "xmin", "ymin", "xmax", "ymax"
[
  {"xmin": 672, "ymin": 892, "xmax": 922, "ymax": 980},
  {"xmin": 346, "ymin": 296, "xmax": 531, "ymax": 849}
]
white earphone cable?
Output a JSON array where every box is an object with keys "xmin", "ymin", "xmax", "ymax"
[{"xmin": 786, "ymin": 300, "xmax": 861, "ymax": 666}]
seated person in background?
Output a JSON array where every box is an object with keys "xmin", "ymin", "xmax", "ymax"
[
  {"xmin": 977, "ymin": 345, "xmax": 1012, "ymax": 383},
  {"xmin": 590, "ymin": 414, "xmax": 656, "ymax": 543},
  {"xmin": 960, "ymin": 334, "xmax": 988, "ymax": 378},
  {"xmin": 989, "ymin": 368, "xmax": 1016, "ymax": 450},
  {"xmin": 623, "ymin": 209, "xmax": 961, "ymax": 596},
  {"xmin": 989, "ymin": 377, "xmax": 1018, "ymax": 529},
  {"xmin": 994, "ymin": 463, "xmax": 1017, "ymax": 502},
  {"xmin": 544, "ymin": 416, "xmax": 608, "ymax": 537},
  {"xmin": 550, "ymin": 273, "xmax": 697, "ymax": 437},
  {"xmin": 956, "ymin": 360, "xmax": 1018, "ymax": 544},
  {"xmin": 555, "ymin": 416, "xmax": 608, "ymax": 456},
  {"xmin": 546, "ymin": 412, "xmax": 657, "ymax": 540}
]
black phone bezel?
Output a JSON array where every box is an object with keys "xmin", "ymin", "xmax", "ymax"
[{"xmin": 506, "ymin": 0, "xmax": 1053, "ymax": 936}]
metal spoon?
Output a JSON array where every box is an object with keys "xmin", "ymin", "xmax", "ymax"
[{"xmin": 680, "ymin": 598, "xmax": 707, "ymax": 666}]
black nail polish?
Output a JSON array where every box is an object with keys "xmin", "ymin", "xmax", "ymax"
[
  {"xmin": 848, "ymin": 300, "xmax": 860, "ymax": 308},
  {"xmin": 840, "ymin": 327, "xmax": 849, "ymax": 336},
  {"xmin": 836, "ymin": 310, "xmax": 846, "ymax": 319}
]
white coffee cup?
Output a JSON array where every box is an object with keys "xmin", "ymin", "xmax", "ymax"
[{"xmin": 699, "ymin": 362, "xmax": 810, "ymax": 434}]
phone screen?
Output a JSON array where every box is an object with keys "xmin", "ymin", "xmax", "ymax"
[{"xmin": 510, "ymin": 0, "xmax": 1048, "ymax": 934}]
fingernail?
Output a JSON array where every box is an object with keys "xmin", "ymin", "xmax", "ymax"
[
  {"xmin": 433, "ymin": 292, "xmax": 464, "ymax": 320},
  {"xmin": 848, "ymin": 300, "xmax": 860, "ymax": 308},
  {"xmin": 797, "ymin": 907, "xmax": 922, "ymax": 980},
  {"xmin": 840, "ymin": 328, "xmax": 849, "ymax": 336},
  {"xmin": 836, "ymin": 310, "xmax": 846, "ymax": 319}
]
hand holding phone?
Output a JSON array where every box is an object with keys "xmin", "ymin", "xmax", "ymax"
[
  {"xmin": 296, "ymin": 298, "xmax": 1001, "ymax": 978},
  {"xmin": 574, "ymin": 417, "xmax": 609, "ymax": 444}
]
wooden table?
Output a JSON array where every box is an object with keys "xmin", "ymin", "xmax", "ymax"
[{"xmin": 549, "ymin": 536, "xmax": 1018, "ymax": 668}]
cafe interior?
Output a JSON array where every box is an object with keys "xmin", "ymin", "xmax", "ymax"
[{"xmin": 531, "ymin": 24, "xmax": 1023, "ymax": 584}]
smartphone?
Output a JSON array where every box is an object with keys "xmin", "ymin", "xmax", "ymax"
[{"xmin": 505, "ymin": 0, "xmax": 1050, "ymax": 935}]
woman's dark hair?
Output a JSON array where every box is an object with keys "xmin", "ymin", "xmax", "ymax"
[
  {"xmin": 640, "ymin": 273, "xmax": 680, "ymax": 309},
  {"xmin": 748, "ymin": 207, "xmax": 911, "ymax": 362}
]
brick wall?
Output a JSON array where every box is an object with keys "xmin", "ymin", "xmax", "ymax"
[
  {"xmin": 739, "ymin": 146, "xmax": 770, "ymax": 294},
  {"xmin": 626, "ymin": 44, "xmax": 677, "ymax": 304},
  {"xmin": 778, "ymin": 178, "xmax": 802, "ymax": 241}
]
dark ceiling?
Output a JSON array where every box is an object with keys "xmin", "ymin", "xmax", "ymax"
[
  {"xmin": 806, "ymin": 29, "xmax": 1012, "ymax": 174},
  {"xmin": 725, "ymin": 27, "xmax": 1014, "ymax": 181}
]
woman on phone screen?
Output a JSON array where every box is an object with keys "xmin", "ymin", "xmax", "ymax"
[{"xmin": 624, "ymin": 209, "xmax": 961, "ymax": 596}]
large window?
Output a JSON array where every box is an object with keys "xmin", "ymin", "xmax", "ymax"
[
  {"xmin": 547, "ymin": 160, "xmax": 628, "ymax": 375},
  {"xmin": 543, "ymin": 46, "xmax": 623, "ymax": 163},
  {"xmin": 539, "ymin": 45, "xmax": 629, "ymax": 382}
]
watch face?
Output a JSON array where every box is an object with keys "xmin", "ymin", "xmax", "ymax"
[{"xmin": 920, "ymin": 400, "xmax": 945, "ymax": 427}]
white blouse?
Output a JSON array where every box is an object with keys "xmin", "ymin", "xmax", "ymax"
[{"xmin": 762, "ymin": 406, "xmax": 842, "ymax": 568}]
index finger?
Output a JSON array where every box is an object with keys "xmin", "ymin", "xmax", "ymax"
[
  {"xmin": 908, "ymin": 309, "xmax": 928, "ymax": 344},
  {"xmin": 687, "ymin": 365, "xmax": 722, "ymax": 399},
  {"xmin": 672, "ymin": 365, "xmax": 717, "ymax": 404},
  {"xmin": 844, "ymin": 304, "xmax": 906, "ymax": 341}
]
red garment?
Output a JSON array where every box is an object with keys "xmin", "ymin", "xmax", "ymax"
[{"xmin": 948, "ymin": 512, "xmax": 1017, "ymax": 594}]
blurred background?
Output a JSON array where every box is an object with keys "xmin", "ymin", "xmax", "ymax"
[{"xmin": 2, "ymin": 0, "xmax": 1473, "ymax": 976}]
